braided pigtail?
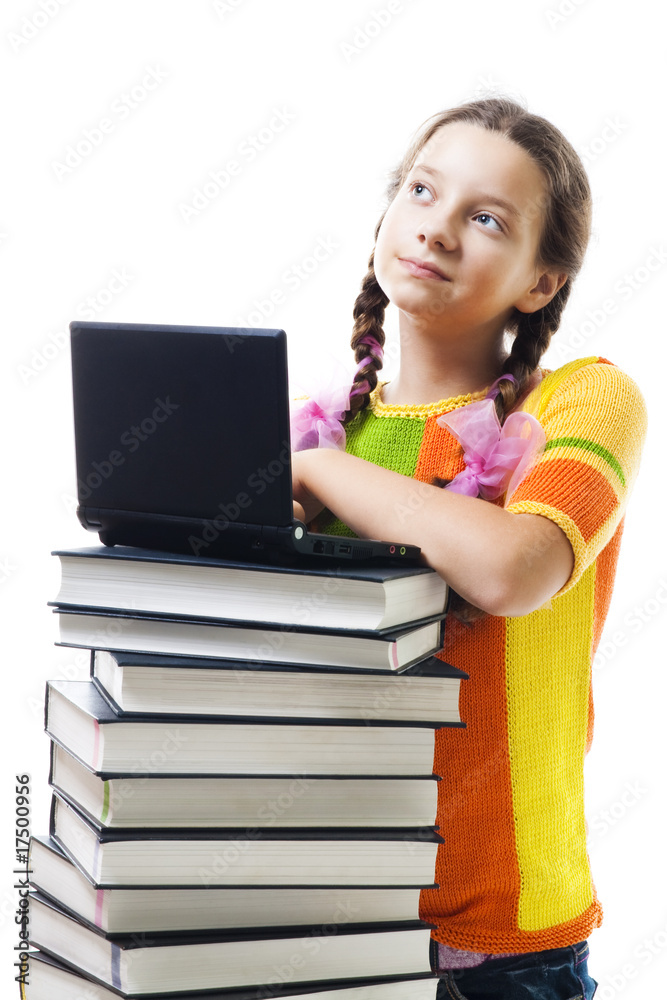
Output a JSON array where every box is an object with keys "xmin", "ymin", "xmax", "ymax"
[
  {"xmin": 492, "ymin": 275, "xmax": 573, "ymax": 421},
  {"xmin": 343, "ymin": 226, "xmax": 389, "ymax": 425}
]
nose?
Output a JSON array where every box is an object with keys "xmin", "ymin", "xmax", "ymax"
[{"xmin": 418, "ymin": 205, "xmax": 458, "ymax": 253}]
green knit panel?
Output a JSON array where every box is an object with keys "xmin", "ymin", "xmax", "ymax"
[{"xmin": 319, "ymin": 409, "xmax": 427, "ymax": 536}]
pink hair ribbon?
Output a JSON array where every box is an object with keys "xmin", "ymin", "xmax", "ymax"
[
  {"xmin": 290, "ymin": 338, "xmax": 383, "ymax": 452},
  {"xmin": 290, "ymin": 384, "xmax": 349, "ymax": 451},
  {"xmin": 436, "ymin": 398, "xmax": 546, "ymax": 501}
]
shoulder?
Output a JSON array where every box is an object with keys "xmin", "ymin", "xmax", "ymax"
[
  {"xmin": 523, "ymin": 356, "xmax": 647, "ymax": 428},
  {"xmin": 517, "ymin": 356, "xmax": 647, "ymax": 497}
]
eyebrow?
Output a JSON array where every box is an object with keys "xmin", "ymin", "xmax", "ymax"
[{"xmin": 410, "ymin": 163, "xmax": 522, "ymax": 220}]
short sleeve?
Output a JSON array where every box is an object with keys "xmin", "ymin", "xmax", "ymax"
[{"xmin": 505, "ymin": 357, "xmax": 647, "ymax": 596}]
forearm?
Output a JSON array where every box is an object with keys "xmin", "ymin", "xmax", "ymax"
[{"xmin": 296, "ymin": 448, "xmax": 573, "ymax": 616}]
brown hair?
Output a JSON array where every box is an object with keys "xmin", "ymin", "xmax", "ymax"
[{"xmin": 344, "ymin": 97, "xmax": 592, "ymax": 621}]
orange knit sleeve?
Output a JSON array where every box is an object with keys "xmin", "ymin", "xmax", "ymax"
[{"xmin": 505, "ymin": 357, "xmax": 647, "ymax": 595}]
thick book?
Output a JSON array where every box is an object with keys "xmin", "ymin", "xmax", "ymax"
[
  {"xmin": 29, "ymin": 892, "xmax": 435, "ymax": 996},
  {"xmin": 55, "ymin": 607, "xmax": 445, "ymax": 672},
  {"xmin": 49, "ymin": 740, "xmax": 439, "ymax": 829},
  {"xmin": 51, "ymin": 545, "xmax": 449, "ymax": 631},
  {"xmin": 45, "ymin": 680, "xmax": 440, "ymax": 776},
  {"xmin": 50, "ymin": 793, "xmax": 442, "ymax": 888},
  {"xmin": 27, "ymin": 951, "xmax": 439, "ymax": 1000},
  {"xmin": 29, "ymin": 836, "xmax": 425, "ymax": 934},
  {"xmin": 91, "ymin": 649, "xmax": 466, "ymax": 724}
]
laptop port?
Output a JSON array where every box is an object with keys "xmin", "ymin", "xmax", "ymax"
[{"xmin": 314, "ymin": 540, "xmax": 336, "ymax": 555}]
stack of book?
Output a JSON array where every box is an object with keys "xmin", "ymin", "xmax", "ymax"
[{"xmin": 28, "ymin": 545, "xmax": 466, "ymax": 999}]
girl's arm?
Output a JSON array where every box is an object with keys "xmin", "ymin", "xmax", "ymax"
[{"xmin": 292, "ymin": 448, "xmax": 573, "ymax": 618}]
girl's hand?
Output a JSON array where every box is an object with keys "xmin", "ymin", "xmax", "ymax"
[{"xmin": 291, "ymin": 449, "xmax": 327, "ymax": 524}]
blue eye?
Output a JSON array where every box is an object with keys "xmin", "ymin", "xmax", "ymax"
[
  {"xmin": 475, "ymin": 212, "xmax": 502, "ymax": 232},
  {"xmin": 408, "ymin": 181, "xmax": 432, "ymax": 200}
]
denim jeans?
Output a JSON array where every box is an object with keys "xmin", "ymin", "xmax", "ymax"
[{"xmin": 435, "ymin": 940, "xmax": 597, "ymax": 999}]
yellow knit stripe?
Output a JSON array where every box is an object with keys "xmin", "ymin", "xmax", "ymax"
[
  {"xmin": 523, "ymin": 357, "xmax": 601, "ymax": 420},
  {"xmin": 506, "ymin": 561, "xmax": 597, "ymax": 930},
  {"xmin": 368, "ymin": 383, "xmax": 488, "ymax": 420}
]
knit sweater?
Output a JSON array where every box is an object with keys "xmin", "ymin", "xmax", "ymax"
[{"xmin": 319, "ymin": 356, "xmax": 647, "ymax": 954}]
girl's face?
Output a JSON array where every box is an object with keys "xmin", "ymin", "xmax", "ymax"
[{"xmin": 374, "ymin": 122, "xmax": 555, "ymax": 340}]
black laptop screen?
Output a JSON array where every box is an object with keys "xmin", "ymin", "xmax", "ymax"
[{"xmin": 70, "ymin": 323, "xmax": 293, "ymax": 527}]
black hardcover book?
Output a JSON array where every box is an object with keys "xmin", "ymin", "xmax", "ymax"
[
  {"xmin": 51, "ymin": 545, "xmax": 449, "ymax": 631},
  {"xmin": 49, "ymin": 739, "xmax": 440, "ymax": 830},
  {"xmin": 50, "ymin": 793, "xmax": 443, "ymax": 889},
  {"xmin": 90, "ymin": 648, "xmax": 466, "ymax": 724},
  {"xmin": 45, "ymin": 680, "xmax": 443, "ymax": 777},
  {"xmin": 55, "ymin": 605, "xmax": 446, "ymax": 672},
  {"xmin": 29, "ymin": 835, "xmax": 426, "ymax": 934},
  {"xmin": 27, "ymin": 950, "xmax": 439, "ymax": 1000},
  {"xmin": 29, "ymin": 891, "xmax": 435, "ymax": 996}
]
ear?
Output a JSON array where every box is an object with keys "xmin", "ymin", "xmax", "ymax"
[{"xmin": 515, "ymin": 270, "xmax": 568, "ymax": 315}]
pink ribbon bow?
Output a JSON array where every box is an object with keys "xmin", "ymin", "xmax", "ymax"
[
  {"xmin": 436, "ymin": 398, "xmax": 546, "ymax": 501},
  {"xmin": 290, "ymin": 391, "xmax": 349, "ymax": 451},
  {"xmin": 290, "ymin": 361, "xmax": 356, "ymax": 451},
  {"xmin": 290, "ymin": 339, "xmax": 383, "ymax": 452}
]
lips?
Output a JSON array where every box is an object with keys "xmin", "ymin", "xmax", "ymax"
[{"xmin": 398, "ymin": 257, "xmax": 450, "ymax": 281}]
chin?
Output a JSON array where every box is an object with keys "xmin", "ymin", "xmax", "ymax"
[{"xmin": 398, "ymin": 291, "xmax": 453, "ymax": 322}]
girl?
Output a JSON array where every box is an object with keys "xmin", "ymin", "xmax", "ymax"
[{"xmin": 291, "ymin": 98, "xmax": 647, "ymax": 999}]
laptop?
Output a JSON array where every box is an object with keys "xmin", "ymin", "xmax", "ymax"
[{"xmin": 69, "ymin": 321, "xmax": 421, "ymax": 564}]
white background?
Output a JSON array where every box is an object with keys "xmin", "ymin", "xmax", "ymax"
[{"xmin": 1, "ymin": 1, "xmax": 665, "ymax": 997}]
